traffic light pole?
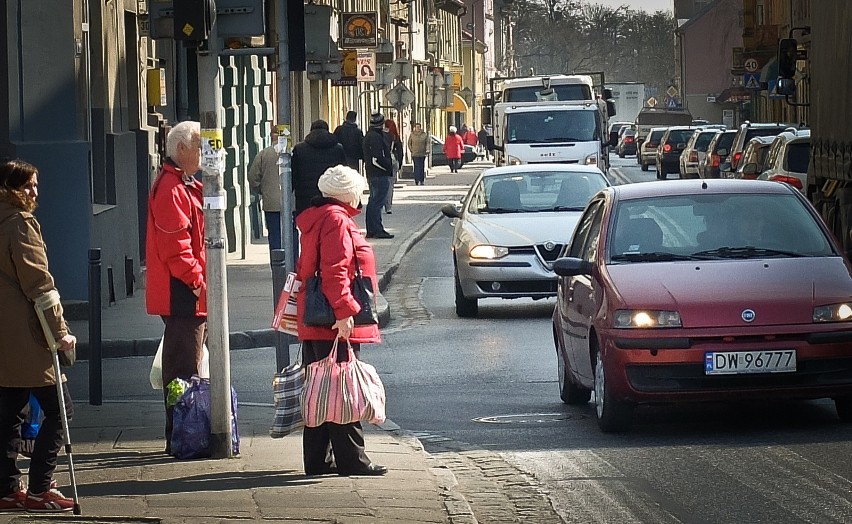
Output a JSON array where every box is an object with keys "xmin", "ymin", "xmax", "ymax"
[
  {"xmin": 197, "ymin": 24, "xmax": 234, "ymax": 459},
  {"xmin": 274, "ymin": 0, "xmax": 295, "ymax": 370}
]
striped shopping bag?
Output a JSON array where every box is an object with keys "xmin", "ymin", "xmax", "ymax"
[
  {"xmin": 301, "ymin": 339, "xmax": 386, "ymax": 427},
  {"xmin": 270, "ymin": 352, "xmax": 305, "ymax": 438}
]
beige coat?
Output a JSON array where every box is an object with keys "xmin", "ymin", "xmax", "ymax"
[
  {"xmin": 0, "ymin": 199, "xmax": 68, "ymax": 387},
  {"xmin": 247, "ymin": 145, "xmax": 283, "ymax": 212},
  {"xmin": 408, "ymin": 130, "xmax": 430, "ymax": 158}
]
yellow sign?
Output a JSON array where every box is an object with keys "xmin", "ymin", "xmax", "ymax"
[
  {"xmin": 181, "ymin": 24, "xmax": 194, "ymax": 37},
  {"xmin": 201, "ymin": 129, "xmax": 224, "ymax": 151},
  {"xmin": 146, "ymin": 68, "xmax": 167, "ymax": 107}
]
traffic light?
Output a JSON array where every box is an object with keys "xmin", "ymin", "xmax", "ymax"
[
  {"xmin": 174, "ymin": 0, "xmax": 215, "ymax": 46},
  {"xmin": 778, "ymin": 38, "xmax": 797, "ymax": 79}
]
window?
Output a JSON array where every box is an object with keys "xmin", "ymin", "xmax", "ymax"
[
  {"xmin": 506, "ymin": 110, "xmax": 600, "ymax": 143},
  {"xmin": 568, "ymin": 200, "xmax": 602, "ymax": 258}
]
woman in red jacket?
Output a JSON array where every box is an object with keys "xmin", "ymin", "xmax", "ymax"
[
  {"xmin": 295, "ymin": 165, "xmax": 387, "ymax": 477},
  {"xmin": 443, "ymin": 126, "xmax": 465, "ymax": 173}
]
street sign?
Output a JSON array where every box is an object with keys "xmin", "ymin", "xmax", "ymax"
[
  {"xmin": 743, "ymin": 72, "xmax": 761, "ymax": 90},
  {"xmin": 386, "ymin": 83, "xmax": 416, "ymax": 111},
  {"xmin": 357, "ymin": 51, "xmax": 375, "ymax": 82},
  {"xmin": 339, "ymin": 12, "xmax": 378, "ymax": 48},
  {"xmin": 667, "ymin": 97, "xmax": 677, "ymax": 109},
  {"xmin": 666, "ymin": 85, "xmax": 678, "ymax": 98},
  {"xmin": 744, "ymin": 58, "xmax": 759, "ymax": 72},
  {"xmin": 391, "ymin": 59, "xmax": 413, "ymax": 81}
]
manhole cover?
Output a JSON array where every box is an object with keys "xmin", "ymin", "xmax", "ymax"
[{"xmin": 473, "ymin": 412, "xmax": 586, "ymax": 424}]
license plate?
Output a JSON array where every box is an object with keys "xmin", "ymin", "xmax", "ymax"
[{"xmin": 704, "ymin": 350, "xmax": 797, "ymax": 375}]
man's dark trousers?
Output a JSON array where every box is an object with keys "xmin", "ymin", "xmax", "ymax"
[{"xmin": 365, "ymin": 176, "xmax": 391, "ymax": 236}]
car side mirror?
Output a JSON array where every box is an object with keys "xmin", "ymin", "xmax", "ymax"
[
  {"xmin": 553, "ymin": 257, "xmax": 593, "ymax": 277},
  {"xmin": 742, "ymin": 163, "xmax": 759, "ymax": 176},
  {"xmin": 441, "ymin": 203, "xmax": 462, "ymax": 219},
  {"xmin": 606, "ymin": 100, "xmax": 617, "ymax": 118}
]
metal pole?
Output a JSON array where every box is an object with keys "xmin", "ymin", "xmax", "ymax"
[
  {"xmin": 275, "ymin": 0, "xmax": 295, "ymax": 370},
  {"xmin": 198, "ymin": 25, "xmax": 234, "ymax": 458},
  {"xmin": 88, "ymin": 248, "xmax": 102, "ymax": 406}
]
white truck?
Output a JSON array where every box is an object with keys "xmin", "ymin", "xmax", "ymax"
[
  {"xmin": 486, "ymin": 74, "xmax": 615, "ymax": 171},
  {"xmin": 606, "ymin": 82, "xmax": 645, "ymax": 124}
]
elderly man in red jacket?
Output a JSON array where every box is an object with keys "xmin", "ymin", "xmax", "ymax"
[{"xmin": 145, "ymin": 120, "xmax": 207, "ymax": 455}]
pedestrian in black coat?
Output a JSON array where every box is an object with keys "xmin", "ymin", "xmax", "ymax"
[
  {"xmin": 333, "ymin": 111, "xmax": 364, "ymax": 172},
  {"xmin": 292, "ymin": 120, "xmax": 347, "ymax": 216}
]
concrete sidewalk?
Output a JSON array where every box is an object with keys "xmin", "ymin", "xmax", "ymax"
[{"xmin": 3, "ymin": 162, "xmax": 489, "ymax": 523}]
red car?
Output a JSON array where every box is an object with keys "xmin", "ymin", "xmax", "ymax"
[{"xmin": 552, "ymin": 179, "xmax": 852, "ymax": 432}]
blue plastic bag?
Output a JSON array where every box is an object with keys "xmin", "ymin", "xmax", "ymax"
[
  {"xmin": 170, "ymin": 376, "xmax": 240, "ymax": 460},
  {"xmin": 22, "ymin": 393, "xmax": 41, "ymax": 439}
]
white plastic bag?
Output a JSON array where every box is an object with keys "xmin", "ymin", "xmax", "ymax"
[
  {"xmin": 150, "ymin": 338, "xmax": 164, "ymax": 390},
  {"xmin": 150, "ymin": 339, "xmax": 209, "ymax": 390}
]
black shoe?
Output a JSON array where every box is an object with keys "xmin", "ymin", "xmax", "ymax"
[
  {"xmin": 372, "ymin": 231, "xmax": 394, "ymax": 239},
  {"xmin": 385, "ymin": 210, "xmax": 392, "ymax": 214},
  {"xmin": 340, "ymin": 464, "xmax": 388, "ymax": 476},
  {"xmin": 305, "ymin": 465, "xmax": 338, "ymax": 476}
]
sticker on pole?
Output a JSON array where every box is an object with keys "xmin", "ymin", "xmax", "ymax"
[
  {"xmin": 275, "ymin": 124, "xmax": 291, "ymax": 156},
  {"xmin": 201, "ymin": 128, "xmax": 226, "ymax": 174}
]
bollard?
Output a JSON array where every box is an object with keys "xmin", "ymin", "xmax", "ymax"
[
  {"xmin": 88, "ymin": 249, "xmax": 102, "ymax": 406},
  {"xmin": 270, "ymin": 249, "xmax": 291, "ymax": 370},
  {"xmin": 125, "ymin": 256, "xmax": 135, "ymax": 297}
]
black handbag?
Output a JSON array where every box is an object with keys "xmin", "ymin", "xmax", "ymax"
[{"xmin": 303, "ymin": 233, "xmax": 379, "ymax": 327}]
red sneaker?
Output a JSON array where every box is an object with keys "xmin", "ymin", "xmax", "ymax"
[
  {"xmin": 0, "ymin": 490, "xmax": 26, "ymax": 512},
  {"xmin": 24, "ymin": 489, "xmax": 74, "ymax": 513}
]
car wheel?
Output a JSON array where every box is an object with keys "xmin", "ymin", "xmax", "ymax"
[
  {"xmin": 593, "ymin": 346, "xmax": 634, "ymax": 432},
  {"xmin": 641, "ymin": 162, "xmax": 648, "ymax": 172},
  {"xmin": 834, "ymin": 397, "xmax": 852, "ymax": 421},
  {"xmin": 558, "ymin": 353, "xmax": 592, "ymax": 405},
  {"xmin": 618, "ymin": 151, "xmax": 625, "ymax": 158},
  {"xmin": 454, "ymin": 268, "xmax": 478, "ymax": 318}
]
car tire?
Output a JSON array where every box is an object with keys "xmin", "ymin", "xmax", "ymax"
[
  {"xmin": 834, "ymin": 397, "xmax": 852, "ymax": 422},
  {"xmin": 593, "ymin": 346, "xmax": 634, "ymax": 432},
  {"xmin": 454, "ymin": 268, "xmax": 478, "ymax": 318},
  {"xmin": 559, "ymin": 353, "xmax": 592, "ymax": 405},
  {"xmin": 641, "ymin": 162, "xmax": 648, "ymax": 172},
  {"xmin": 618, "ymin": 151, "xmax": 625, "ymax": 158}
]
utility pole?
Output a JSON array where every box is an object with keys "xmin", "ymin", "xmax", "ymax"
[
  {"xmin": 197, "ymin": 23, "xmax": 234, "ymax": 459},
  {"xmin": 274, "ymin": 0, "xmax": 295, "ymax": 370}
]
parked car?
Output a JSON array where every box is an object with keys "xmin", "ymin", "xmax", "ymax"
[
  {"xmin": 698, "ymin": 130, "xmax": 736, "ymax": 179},
  {"xmin": 756, "ymin": 129, "xmax": 811, "ymax": 191},
  {"xmin": 733, "ymin": 136, "xmax": 775, "ymax": 179},
  {"xmin": 679, "ymin": 127, "xmax": 725, "ymax": 179},
  {"xmin": 431, "ymin": 135, "xmax": 477, "ymax": 167},
  {"xmin": 656, "ymin": 126, "xmax": 697, "ymax": 179},
  {"xmin": 552, "ymin": 179, "xmax": 852, "ymax": 432},
  {"xmin": 721, "ymin": 122, "xmax": 796, "ymax": 178},
  {"xmin": 638, "ymin": 127, "xmax": 667, "ymax": 171},
  {"xmin": 608, "ymin": 121, "xmax": 633, "ymax": 148},
  {"xmin": 441, "ymin": 164, "xmax": 610, "ymax": 317},
  {"xmin": 616, "ymin": 127, "xmax": 637, "ymax": 157}
]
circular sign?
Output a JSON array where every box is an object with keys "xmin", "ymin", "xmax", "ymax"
[{"xmin": 744, "ymin": 58, "xmax": 759, "ymax": 72}]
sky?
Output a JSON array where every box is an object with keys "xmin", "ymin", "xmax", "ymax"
[{"xmin": 589, "ymin": 0, "xmax": 673, "ymax": 13}]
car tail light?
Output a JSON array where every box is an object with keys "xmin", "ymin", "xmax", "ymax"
[
  {"xmin": 663, "ymin": 144, "xmax": 672, "ymax": 153},
  {"xmin": 732, "ymin": 151, "xmax": 743, "ymax": 168},
  {"xmin": 769, "ymin": 174, "xmax": 803, "ymax": 189},
  {"xmin": 688, "ymin": 152, "xmax": 698, "ymax": 162},
  {"xmin": 711, "ymin": 154, "xmax": 720, "ymax": 167}
]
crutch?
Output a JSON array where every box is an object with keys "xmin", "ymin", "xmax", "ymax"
[{"xmin": 33, "ymin": 290, "xmax": 81, "ymax": 515}]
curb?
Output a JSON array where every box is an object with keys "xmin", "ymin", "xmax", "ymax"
[{"xmin": 75, "ymin": 211, "xmax": 447, "ymax": 360}]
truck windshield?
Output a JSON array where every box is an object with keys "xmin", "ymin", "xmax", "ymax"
[
  {"xmin": 503, "ymin": 84, "xmax": 592, "ymax": 102},
  {"xmin": 507, "ymin": 110, "xmax": 600, "ymax": 143}
]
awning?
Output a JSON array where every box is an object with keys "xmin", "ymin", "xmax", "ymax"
[{"xmin": 447, "ymin": 93, "xmax": 469, "ymax": 113}]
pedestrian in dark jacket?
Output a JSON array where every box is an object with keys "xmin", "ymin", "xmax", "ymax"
[
  {"xmin": 478, "ymin": 125, "xmax": 489, "ymax": 160},
  {"xmin": 292, "ymin": 120, "xmax": 348, "ymax": 216},
  {"xmin": 145, "ymin": 121, "xmax": 207, "ymax": 456},
  {"xmin": 362, "ymin": 112, "xmax": 394, "ymax": 239},
  {"xmin": 333, "ymin": 111, "xmax": 364, "ymax": 172},
  {"xmin": 383, "ymin": 118, "xmax": 403, "ymax": 214},
  {"xmin": 295, "ymin": 165, "xmax": 386, "ymax": 477},
  {"xmin": 0, "ymin": 159, "xmax": 77, "ymax": 513}
]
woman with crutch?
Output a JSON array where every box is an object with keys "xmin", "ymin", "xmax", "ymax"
[{"xmin": 0, "ymin": 158, "xmax": 78, "ymax": 513}]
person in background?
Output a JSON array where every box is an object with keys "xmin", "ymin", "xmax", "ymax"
[
  {"xmin": 295, "ymin": 165, "xmax": 387, "ymax": 477},
  {"xmin": 145, "ymin": 121, "xmax": 207, "ymax": 457},
  {"xmin": 0, "ymin": 158, "xmax": 77, "ymax": 513},
  {"xmin": 291, "ymin": 120, "xmax": 348, "ymax": 217},
  {"xmin": 383, "ymin": 119, "xmax": 403, "ymax": 214},
  {"xmin": 443, "ymin": 126, "xmax": 464, "ymax": 173},
  {"xmin": 333, "ymin": 111, "xmax": 364, "ymax": 172},
  {"xmin": 362, "ymin": 112, "xmax": 394, "ymax": 239},
  {"xmin": 478, "ymin": 125, "xmax": 489, "ymax": 160},
  {"xmin": 408, "ymin": 122, "xmax": 430, "ymax": 186},
  {"xmin": 248, "ymin": 125, "xmax": 283, "ymax": 250},
  {"xmin": 463, "ymin": 124, "xmax": 478, "ymax": 151}
]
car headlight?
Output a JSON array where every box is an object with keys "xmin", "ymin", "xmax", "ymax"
[
  {"xmin": 813, "ymin": 303, "xmax": 852, "ymax": 322},
  {"xmin": 614, "ymin": 309, "xmax": 682, "ymax": 328},
  {"xmin": 507, "ymin": 156, "xmax": 523, "ymax": 165},
  {"xmin": 585, "ymin": 153, "xmax": 598, "ymax": 165},
  {"xmin": 469, "ymin": 245, "xmax": 509, "ymax": 259}
]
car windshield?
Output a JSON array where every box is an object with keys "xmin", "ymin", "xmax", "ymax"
[
  {"xmin": 608, "ymin": 193, "xmax": 835, "ymax": 262},
  {"xmin": 467, "ymin": 171, "xmax": 608, "ymax": 214},
  {"xmin": 786, "ymin": 142, "xmax": 810, "ymax": 173},
  {"xmin": 503, "ymin": 84, "xmax": 591, "ymax": 102},
  {"xmin": 506, "ymin": 110, "xmax": 600, "ymax": 143}
]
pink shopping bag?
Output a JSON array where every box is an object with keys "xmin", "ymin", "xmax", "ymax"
[{"xmin": 301, "ymin": 339, "xmax": 386, "ymax": 427}]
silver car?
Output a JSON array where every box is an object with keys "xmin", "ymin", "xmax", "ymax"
[{"xmin": 441, "ymin": 164, "xmax": 610, "ymax": 317}]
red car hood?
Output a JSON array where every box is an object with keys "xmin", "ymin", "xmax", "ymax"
[{"xmin": 606, "ymin": 257, "xmax": 852, "ymax": 328}]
